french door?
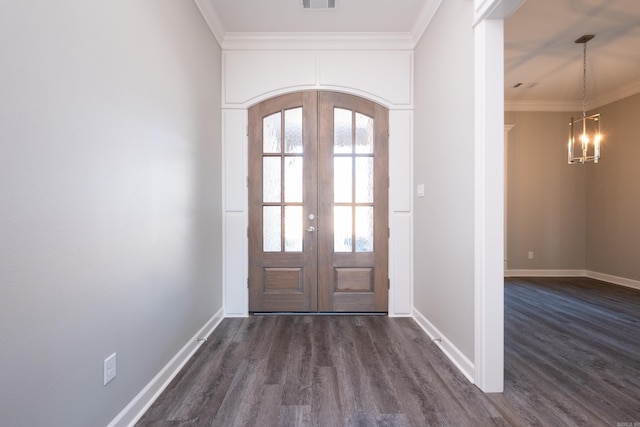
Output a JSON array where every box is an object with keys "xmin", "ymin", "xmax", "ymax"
[{"xmin": 248, "ymin": 91, "xmax": 388, "ymax": 312}]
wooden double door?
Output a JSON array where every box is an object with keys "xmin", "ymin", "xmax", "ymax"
[{"xmin": 248, "ymin": 91, "xmax": 388, "ymax": 312}]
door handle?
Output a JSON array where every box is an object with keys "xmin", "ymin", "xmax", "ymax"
[{"xmin": 307, "ymin": 226, "xmax": 316, "ymax": 233}]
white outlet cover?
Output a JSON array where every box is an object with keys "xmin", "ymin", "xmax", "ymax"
[{"xmin": 104, "ymin": 353, "xmax": 116, "ymax": 385}]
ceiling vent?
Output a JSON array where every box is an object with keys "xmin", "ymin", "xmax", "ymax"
[{"xmin": 302, "ymin": 0, "xmax": 336, "ymax": 9}]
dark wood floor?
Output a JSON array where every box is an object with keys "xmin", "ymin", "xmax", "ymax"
[{"xmin": 136, "ymin": 277, "xmax": 640, "ymax": 426}]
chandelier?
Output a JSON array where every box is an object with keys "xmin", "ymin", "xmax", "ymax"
[{"xmin": 568, "ymin": 35, "xmax": 602, "ymax": 164}]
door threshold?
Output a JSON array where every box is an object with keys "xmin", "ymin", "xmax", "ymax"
[{"xmin": 251, "ymin": 312, "xmax": 387, "ymax": 316}]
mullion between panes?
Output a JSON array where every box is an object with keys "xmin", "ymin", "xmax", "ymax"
[
  {"xmin": 280, "ymin": 111, "xmax": 285, "ymax": 253},
  {"xmin": 351, "ymin": 111, "xmax": 356, "ymax": 254}
]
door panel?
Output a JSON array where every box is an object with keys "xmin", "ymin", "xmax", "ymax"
[
  {"xmin": 249, "ymin": 91, "xmax": 318, "ymax": 312},
  {"xmin": 249, "ymin": 91, "xmax": 388, "ymax": 313},
  {"xmin": 318, "ymin": 92, "xmax": 389, "ymax": 312}
]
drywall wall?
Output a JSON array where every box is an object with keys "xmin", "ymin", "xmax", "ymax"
[
  {"xmin": 413, "ymin": 0, "xmax": 476, "ymax": 361},
  {"xmin": 586, "ymin": 93, "xmax": 640, "ymax": 281},
  {"xmin": 504, "ymin": 111, "xmax": 587, "ymax": 270},
  {"xmin": 0, "ymin": 1, "xmax": 222, "ymax": 426}
]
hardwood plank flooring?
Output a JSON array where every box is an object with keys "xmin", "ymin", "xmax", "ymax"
[{"xmin": 136, "ymin": 277, "xmax": 640, "ymax": 426}]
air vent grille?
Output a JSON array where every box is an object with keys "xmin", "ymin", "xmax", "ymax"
[{"xmin": 302, "ymin": 0, "xmax": 336, "ymax": 9}]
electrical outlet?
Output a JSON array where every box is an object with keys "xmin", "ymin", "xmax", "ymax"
[
  {"xmin": 528, "ymin": 251, "xmax": 534, "ymax": 260},
  {"xmin": 104, "ymin": 353, "xmax": 116, "ymax": 385}
]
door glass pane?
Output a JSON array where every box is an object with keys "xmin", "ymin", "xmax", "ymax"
[
  {"xmin": 355, "ymin": 157, "xmax": 374, "ymax": 203},
  {"xmin": 334, "ymin": 108, "xmax": 352, "ymax": 153},
  {"xmin": 263, "ymin": 206, "xmax": 282, "ymax": 252},
  {"xmin": 284, "ymin": 156, "xmax": 303, "ymax": 203},
  {"xmin": 263, "ymin": 157, "xmax": 281, "ymax": 203},
  {"xmin": 284, "ymin": 206, "xmax": 303, "ymax": 252},
  {"xmin": 355, "ymin": 206, "xmax": 374, "ymax": 252},
  {"xmin": 284, "ymin": 108, "xmax": 303, "ymax": 153},
  {"xmin": 355, "ymin": 113, "xmax": 374, "ymax": 153},
  {"xmin": 334, "ymin": 206, "xmax": 353, "ymax": 252},
  {"xmin": 263, "ymin": 112, "xmax": 282, "ymax": 153},
  {"xmin": 334, "ymin": 157, "xmax": 352, "ymax": 203}
]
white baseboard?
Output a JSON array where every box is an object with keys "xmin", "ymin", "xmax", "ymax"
[
  {"xmin": 411, "ymin": 307, "xmax": 475, "ymax": 384},
  {"xmin": 504, "ymin": 269, "xmax": 586, "ymax": 277},
  {"xmin": 108, "ymin": 307, "xmax": 225, "ymax": 427},
  {"xmin": 223, "ymin": 312, "xmax": 248, "ymax": 318},
  {"xmin": 504, "ymin": 269, "xmax": 640, "ymax": 291},
  {"xmin": 388, "ymin": 313, "xmax": 413, "ymax": 318},
  {"xmin": 586, "ymin": 270, "xmax": 640, "ymax": 291}
]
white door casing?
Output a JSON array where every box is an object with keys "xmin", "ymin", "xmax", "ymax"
[{"xmin": 221, "ymin": 50, "xmax": 414, "ymax": 318}]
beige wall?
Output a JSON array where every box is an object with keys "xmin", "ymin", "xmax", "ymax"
[
  {"xmin": 586, "ymin": 93, "xmax": 640, "ymax": 281},
  {"xmin": 505, "ymin": 111, "xmax": 586, "ymax": 270},
  {"xmin": 506, "ymin": 92, "xmax": 640, "ymax": 281},
  {"xmin": 0, "ymin": 1, "xmax": 222, "ymax": 426}
]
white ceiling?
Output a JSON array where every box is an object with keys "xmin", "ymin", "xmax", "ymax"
[
  {"xmin": 206, "ymin": 0, "xmax": 428, "ymax": 33},
  {"xmin": 203, "ymin": 0, "xmax": 640, "ymax": 110}
]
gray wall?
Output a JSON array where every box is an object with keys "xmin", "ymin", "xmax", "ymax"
[
  {"xmin": 586, "ymin": 93, "xmax": 640, "ymax": 281},
  {"xmin": 505, "ymin": 111, "xmax": 587, "ymax": 270},
  {"xmin": 506, "ymin": 92, "xmax": 640, "ymax": 282},
  {"xmin": 0, "ymin": 1, "xmax": 223, "ymax": 426},
  {"xmin": 413, "ymin": 0, "xmax": 475, "ymax": 361}
]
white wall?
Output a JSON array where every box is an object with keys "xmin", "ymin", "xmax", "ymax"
[
  {"xmin": 221, "ymin": 49, "xmax": 414, "ymax": 316},
  {"xmin": 413, "ymin": 0, "xmax": 476, "ymax": 365},
  {"xmin": 0, "ymin": 1, "xmax": 223, "ymax": 426}
]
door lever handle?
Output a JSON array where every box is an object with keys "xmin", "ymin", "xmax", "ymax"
[{"xmin": 307, "ymin": 226, "xmax": 316, "ymax": 233}]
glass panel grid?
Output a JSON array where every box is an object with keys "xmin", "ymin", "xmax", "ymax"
[
  {"xmin": 334, "ymin": 157, "xmax": 352, "ymax": 203},
  {"xmin": 355, "ymin": 113, "xmax": 374, "ymax": 153},
  {"xmin": 263, "ymin": 206, "xmax": 282, "ymax": 252},
  {"xmin": 334, "ymin": 108, "xmax": 353, "ymax": 154},
  {"xmin": 355, "ymin": 206, "xmax": 374, "ymax": 252},
  {"xmin": 284, "ymin": 206, "xmax": 303, "ymax": 252},
  {"xmin": 284, "ymin": 156, "xmax": 303, "ymax": 203},
  {"xmin": 263, "ymin": 112, "xmax": 282, "ymax": 153},
  {"xmin": 263, "ymin": 157, "xmax": 281, "ymax": 203},
  {"xmin": 334, "ymin": 206, "xmax": 353, "ymax": 252},
  {"xmin": 284, "ymin": 108, "xmax": 303, "ymax": 154},
  {"xmin": 355, "ymin": 157, "xmax": 374, "ymax": 203}
]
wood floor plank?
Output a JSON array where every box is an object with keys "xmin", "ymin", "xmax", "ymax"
[
  {"xmin": 281, "ymin": 317, "xmax": 313, "ymax": 406},
  {"xmin": 136, "ymin": 277, "xmax": 640, "ymax": 427},
  {"xmin": 277, "ymin": 405, "xmax": 312, "ymax": 427},
  {"xmin": 311, "ymin": 366, "xmax": 343, "ymax": 426}
]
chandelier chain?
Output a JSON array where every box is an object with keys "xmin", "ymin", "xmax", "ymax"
[{"xmin": 582, "ymin": 42, "xmax": 587, "ymax": 119}]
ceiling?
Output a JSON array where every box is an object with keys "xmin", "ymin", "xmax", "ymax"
[
  {"xmin": 205, "ymin": 0, "xmax": 428, "ymax": 33},
  {"xmin": 505, "ymin": 0, "xmax": 640, "ymax": 110},
  {"xmin": 204, "ymin": 0, "xmax": 640, "ymax": 110}
]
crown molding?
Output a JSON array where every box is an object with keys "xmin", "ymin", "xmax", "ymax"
[
  {"xmin": 589, "ymin": 78, "xmax": 640, "ymax": 110},
  {"xmin": 504, "ymin": 100, "xmax": 582, "ymax": 112},
  {"xmin": 193, "ymin": 0, "xmax": 225, "ymax": 46},
  {"xmin": 473, "ymin": 0, "xmax": 525, "ymax": 27},
  {"xmin": 506, "ymin": 79, "xmax": 640, "ymax": 112},
  {"xmin": 411, "ymin": 0, "xmax": 443, "ymax": 45},
  {"xmin": 221, "ymin": 32, "xmax": 415, "ymax": 51}
]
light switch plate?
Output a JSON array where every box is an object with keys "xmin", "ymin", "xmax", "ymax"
[
  {"xmin": 104, "ymin": 353, "xmax": 116, "ymax": 385},
  {"xmin": 417, "ymin": 184, "xmax": 425, "ymax": 198}
]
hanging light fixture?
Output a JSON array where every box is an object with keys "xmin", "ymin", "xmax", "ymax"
[{"xmin": 568, "ymin": 34, "xmax": 602, "ymax": 164}]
